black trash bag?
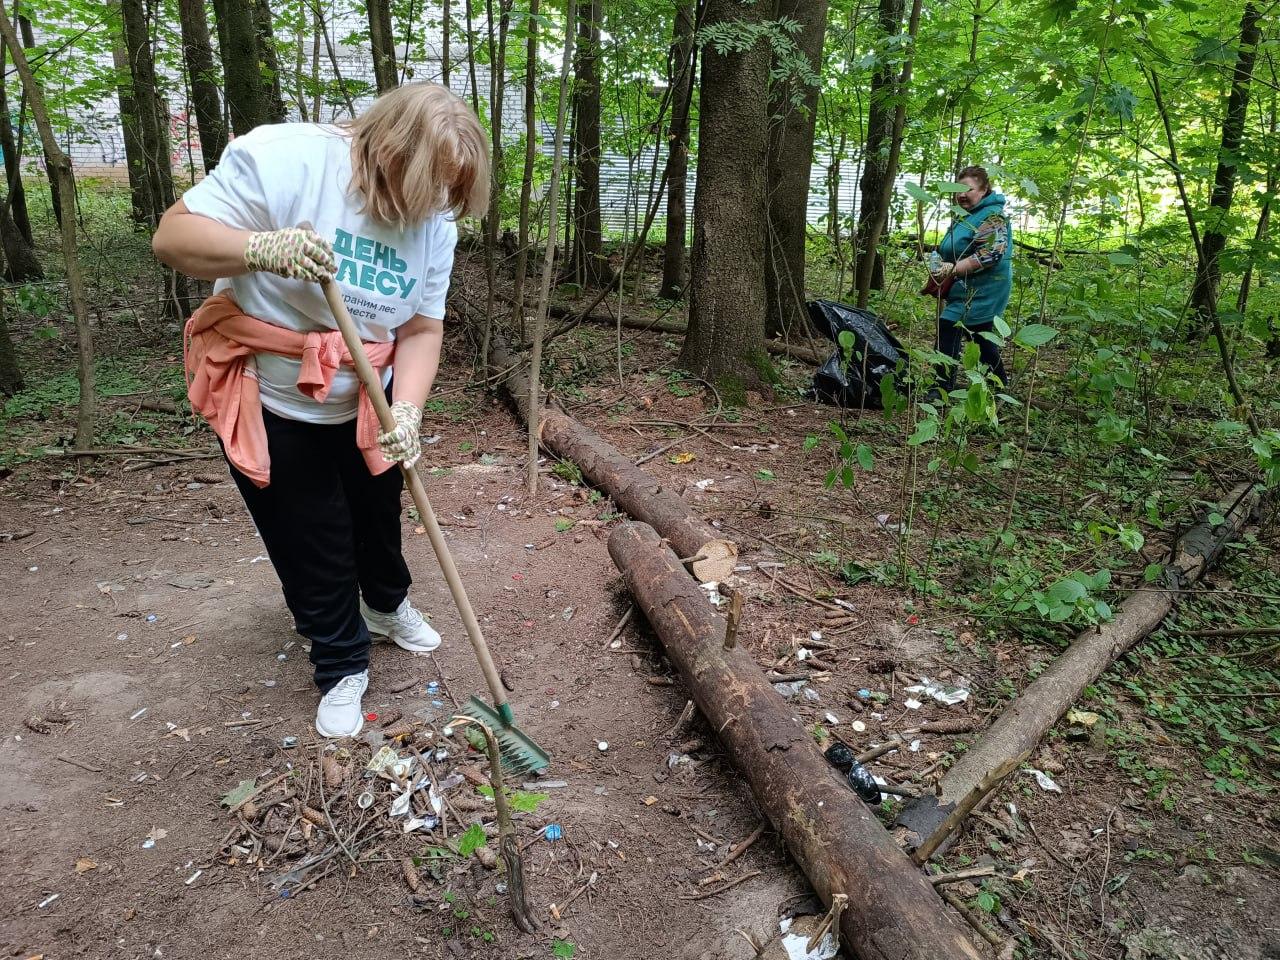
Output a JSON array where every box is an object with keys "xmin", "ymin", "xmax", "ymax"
[{"xmin": 805, "ymin": 299, "xmax": 904, "ymax": 410}]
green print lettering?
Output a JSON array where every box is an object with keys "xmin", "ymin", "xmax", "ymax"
[
  {"xmin": 333, "ymin": 228, "xmax": 355, "ymax": 258},
  {"xmin": 331, "ymin": 228, "xmax": 419, "ymax": 301}
]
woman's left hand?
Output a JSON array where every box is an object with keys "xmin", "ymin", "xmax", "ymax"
[{"xmin": 378, "ymin": 400, "xmax": 423, "ymax": 468}]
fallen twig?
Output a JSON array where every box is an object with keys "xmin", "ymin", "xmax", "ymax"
[
  {"xmin": 56, "ymin": 754, "xmax": 103, "ymax": 773},
  {"xmin": 680, "ymin": 869, "xmax": 761, "ymax": 901}
]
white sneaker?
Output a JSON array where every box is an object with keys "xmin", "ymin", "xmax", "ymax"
[
  {"xmin": 315, "ymin": 670, "xmax": 369, "ymax": 738},
  {"xmin": 360, "ymin": 597, "xmax": 442, "ymax": 655}
]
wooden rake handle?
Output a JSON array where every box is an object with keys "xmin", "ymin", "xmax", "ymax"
[{"xmin": 306, "ymin": 251, "xmax": 511, "ymax": 722}]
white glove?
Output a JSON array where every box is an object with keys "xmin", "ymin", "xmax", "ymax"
[{"xmin": 378, "ymin": 400, "xmax": 423, "ymax": 467}]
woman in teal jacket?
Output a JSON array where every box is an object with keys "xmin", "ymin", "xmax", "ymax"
[{"xmin": 928, "ymin": 165, "xmax": 1012, "ymax": 391}]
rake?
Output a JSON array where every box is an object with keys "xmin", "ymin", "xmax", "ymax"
[{"xmin": 312, "ymin": 264, "xmax": 549, "ymax": 775}]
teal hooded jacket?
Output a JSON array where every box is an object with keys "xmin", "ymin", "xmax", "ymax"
[{"xmin": 938, "ymin": 191, "xmax": 1013, "ymax": 328}]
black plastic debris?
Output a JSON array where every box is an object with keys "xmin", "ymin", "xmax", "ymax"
[
  {"xmin": 824, "ymin": 741, "xmax": 858, "ymax": 772},
  {"xmin": 846, "ymin": 762, "xmax": 883, "ymax": 806},
  {"xmin": 805, "ymin": 299, "xmax": 905, "ymax": 410},
  {"xmin": 824, "ymin": 741, "xmax": 882, "ymax": 806}
]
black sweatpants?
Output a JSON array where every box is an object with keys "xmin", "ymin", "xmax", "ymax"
[
  {"xmin": 225, "ymin": 406, "xmax": 411, "ymax": 693},
  {"xmin": 935, "ymin": 317, "xmax": 1008, "ymax": 391}
]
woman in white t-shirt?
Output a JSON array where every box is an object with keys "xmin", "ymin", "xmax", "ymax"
[{"xmin": 153, "ymin": 83, "xmax": 488, "ymax": 739}]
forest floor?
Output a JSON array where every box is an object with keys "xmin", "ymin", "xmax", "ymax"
[{"xmin": 2, "ymin": 208, "xmax": 1279, "ymax": 959}]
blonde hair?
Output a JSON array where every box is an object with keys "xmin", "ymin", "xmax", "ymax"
[{"xmin": 345, "ymin": 83, "xmax": 490, "ymax": 226}]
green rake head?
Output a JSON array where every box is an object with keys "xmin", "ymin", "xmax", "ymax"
[{"xmin": 457, "ymin": 696, "xmax": 550, "ymax": 776}]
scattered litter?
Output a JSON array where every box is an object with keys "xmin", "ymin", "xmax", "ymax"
[
  {"xmin": 851, "ymin": 720, "xmax": 866, "ymax": 733},
  {"xmin": 356, "ymin": 791, "xmax": 375, "ymax": 809},
  {"xmin": 366, "ymin": 746, "xmax": 399, "ymax": 775},
  {"xmin": 856, "ymin": 689, "xmax": 871, "ymax": 700},
  {"xmin": 145, "ymin": 614, "xmax": 157, "ymax": 623},
  {"xmin": 142, "ymin": 827, "xmax": 167, "ymax": 849},
  {"xmin": 27, "ymin": 566, "xmax": 38, "ymax": 572},
  {"xmin": 810, "ymin": 630, "xmax": 823, "ymax": 643},
  {"xmin": 597, "ymin": 741, "xmax": 609, "ymax": 752},
  {"xmin": 1067, "ymin": 709, "xmax": 1100, "ymax": 728},
  {"xmin": 779, "ymin": 916, "xmax": 838, "ymax": 960},
  {"xmin": 389, "ymin": 791, "xmax": 412, "ymax": 817},
  {"xmin": 365, "ymin": 712, "xmax": 378, "ymax": 722},
  {"xmin": 185, "ymin": 870, "xmax": 203, "ymax": 886},
  {"xmin": 802, "ymin": 687, "xmax": 821, "ymax": 703},
  {"xmin": 129, "ymin": 708, "xmax": 148, "ymax": 721},
  {"xmin": 37, "ymin": 893, "xmax": 59, "ymax": 909},
  {"xmin": 562, "ymin": 607, "xmax": 575, "ymax": 621},
  {"xmin": 694, "ymin": 479, "xmax": 715, "ymax": 490},
  {"xmin": 280, "ymin": 736, "xmax": 298, "ymax": 749},
  {"xmin": 905, "ymin": 677, "xmax": 970, "ymax": 706},
  {"xmin": 700, "ymin": 581, "xmax": 724, "ymax": 607},
  {"xmin": 773, "ymin": 680, "xmax": 808, "ymax": 699},
  {"xmin": 117, "ymin": 633, "xmax": 129, "ymax": 642},
  {"xmin": 823, "ymin": 712, "xmax": 839, "ymax": 725},
  {"xmin": 833, "ymin": 598, "xmax": 857, "ymax": 612},
  {"xmin": 796, "ymin": 647, "xmax": 811, "ymax": 661},
  {"xmin": 904, "ymin": 698, "xmax": 923, "ymax": 711},
  {"xmin": 909, "ymin": 739, "xmax": 921, "ymax": 752},
  {"xmin": 667, "ymin": 753, "xmax": 692, "ymax": 769},
  {"xmin": 544, "ymin": 824, "xmax": 563, "ymax": 841},
  {"xmin": 276, "ymin": 653, "xmax": 287, "ymax": 661},
  {"xmin": 1027, "ymin": 769, "xmax": 1063, "ymax": 793},
  {"xmin": 696, "ymin": 838, "xmax": 717, "ymax": 853},
  {"xmin": 262, "ymin": 680, "xmax": 277, "ymax": 688}
]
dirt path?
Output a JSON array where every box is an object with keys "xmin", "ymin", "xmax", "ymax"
[{"xmin": 0, "ymin": 421, "xmax": 803, "ymax": 960}]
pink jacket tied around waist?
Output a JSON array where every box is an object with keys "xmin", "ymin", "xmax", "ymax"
[{"xmin": 184, "ymin": 292, "xmax": 397, "ymax": 487}]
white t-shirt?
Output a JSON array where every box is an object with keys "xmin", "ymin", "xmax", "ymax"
[{"xmin": 182, "ymin": 123, "xmax": 458, "ymax": 423}]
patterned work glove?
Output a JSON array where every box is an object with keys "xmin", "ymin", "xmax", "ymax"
[
  {"xmin": 243, "ymin": 227, "xmax": 337, "ymax": 282},
  {"xmin": 378, "ymin": 400, "xmax": 423, "ymax": 468},
  {"xmin": 930, "ymin": 259, "xmax": 956, "ymax": 280}
]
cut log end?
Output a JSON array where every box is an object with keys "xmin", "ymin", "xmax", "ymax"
[{"xmin": 689, "ymin": 538, "xmax": 737, "ymax": 584}]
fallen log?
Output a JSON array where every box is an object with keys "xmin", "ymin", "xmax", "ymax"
[
  {"xmin": 492, "ymin": 337, "xmax": 737, "ymax": 582},
  {"xmin": 545, "ymin": 303, "xmax": 831, "ymax": 364},
  {"xmin": 608, "ymin": 521, "xmax": 987, "ymax": 960},
  {"xmin": 897, "ymin": 482, "xmax": 1262, "ymax": 851}
]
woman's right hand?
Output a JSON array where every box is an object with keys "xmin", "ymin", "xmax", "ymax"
[{"xmin": 243, "ymin": 227, "xmax": 337, "ymax": 282}]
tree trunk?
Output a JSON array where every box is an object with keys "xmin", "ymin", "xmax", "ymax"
[
  {"xmin": 0, "ymin": 36, "xmax": 32, "ymax": 242},
  {"xmin": 212, "ymin": 0, "xmax": 268, "ymax": 134},
  {"xmin": 0, "ymin": 289, "xmax": 21, "ymax": 395},
  {"xmin": 951, "ymin": 0, "xmax": 986, "ymax": 175},
  {"xmin": 765, "ymin": 0, "xmax": 829, "ymax": 339},
  {"xmin": 567, "ymin": 0, "xmax": 611, "ymax": 288},
  {"xmin": 254, "ymin": 0, "xmax": 288, "ymax": 122},
  {"xmin": 1190, "ymin": 1, "xmax": 1261, "ymax": 330},
  {"xmin": 679, "ymin": 0, "xmax": 772, "ymax": 389},
  {"xmin": 850, "ymin": 0, "xmax": 903, "ymax": 297},
  {"xmin": 441, "ymin": 0, "xmax": 450, "ymax": 87},
  {"xmin": 511, "ymin": 0, "xmax": 539, "ymax": 330},
  {"xmin": 111, "ymin": 1, "xmax": 153, "ymax": 224},
  {"xmin": 493, "ymin": 338, "xmax": 738, "ymax": 579},
  {"xmin": 523, "ymin": 0, "xmax": 575, "ymax": 496},
  {"xmin": 120, "ymin": 0, "xmax": 176, "ymax": 225},
  {"xmin": 854, "ymin": 0, "xmax": 921, "ymax": 308},
  {"xmin": 479, "ymin": 0, "xmax": 509, "ymax": 374},
  {"xmin": 0, "ymin": 202, "xmax": 40, "ymax": 280},
  {"xmin": 608, "ymin": 521, "xmax": 986, "ymax": 960},
  {"xmin": 658, "ymin": 0, "xmax": 694, "ymax": 301},
  {"xmin": 0, "ymin": 2, "xmax": 95, "ymax": 447},
  {"xmin": 177, "ymin": 0, "xmax": 228, "ymax": 171},
  {"xmin": 897, "ymin": 484, "xmax": 1261, "ymax": 854},
  {"xmin": 367, "ymin": 0, "xmax": 398, "ymax": 92},
  {"xmin": 18, "ymin": 16, "xmax": 60, "ymax": 227}
]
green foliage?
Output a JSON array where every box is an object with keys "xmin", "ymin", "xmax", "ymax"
[{"xmin": 454, "ymin": 824, "xmax": 487, "ymax": 858}]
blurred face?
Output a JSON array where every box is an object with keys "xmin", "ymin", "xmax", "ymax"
[{"xmin": 956, "ymin": 176, "xmax": 986, "ymax": 211}]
